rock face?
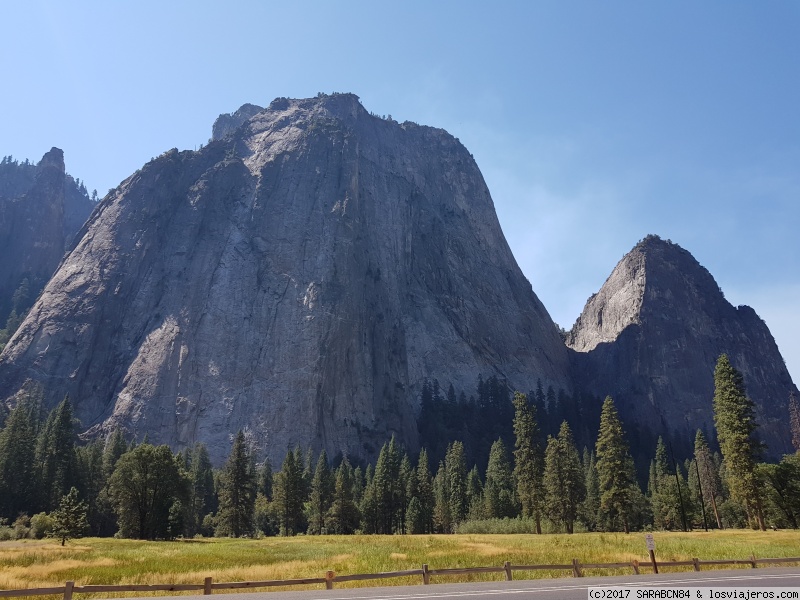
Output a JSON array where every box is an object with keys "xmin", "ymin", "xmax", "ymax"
[
  {"xmin": 211, "ymin": 103, "xmax": 264, "ymax": 142},
  {"xmin": 0, "ymin": 149, "xmax": 95, "ymax": 324},
  {"xmin": 567, "ymin": 235, "xmax": 797, "ymax": 458},
  {"xmin": 0, "ymin": 94, "xmax": 571, "ymax": 465}
]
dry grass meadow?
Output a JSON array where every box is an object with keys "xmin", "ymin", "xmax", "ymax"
[{"xmin": 1, "ymin": 530, "xmax": 799, "ymax": 594}]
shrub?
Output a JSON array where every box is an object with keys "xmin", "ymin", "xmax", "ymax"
[{"xmin": 30, "ymin": 513, "xmax": 55, "ymax": 539}]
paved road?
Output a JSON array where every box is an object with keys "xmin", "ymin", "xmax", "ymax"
[{"xmin": 124, "ymin": 567, "xmax": 800, "ymax": 600}]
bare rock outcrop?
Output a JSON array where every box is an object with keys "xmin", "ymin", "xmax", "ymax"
[
  {"xmin": 211, "ymin": 103, "xmax": 264, "ymax": 142},
  {"xmin": 0, "ymin": 94, "xmax": 571, "ymax": 465},
  {"xmin": 0, "ymin": 149, "xmax": 95, "ymax": 327},
  {"xmin": 567, "ymin": 235, "xmax": 797, "ymax": 458}
]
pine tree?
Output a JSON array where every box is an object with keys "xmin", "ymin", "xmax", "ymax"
[
  {"xmin": 307, "ymin": 450, "xmax": 334, "ymax": 534},
  {"xmin": 372, "ymin": 437, "xmax": 402, "ymax": 533},
  {"xmin": 259, "ymin": 460, "xmax": 273, "ymax": 500},
  {"xmin": 543, "ymin": 421, "xmax": 585, "ymax": 533},
  {"xmin": 484, "ymin": 438, "xmax": 516, "ymax": 519},
  {"xmin": 432, "ymin": 460, "xmax": 451, "ymax": 533},
  {"xmin": 273, "ymin": 448, "xmax": 306, "ymax": 536},
  {"xmin": 74, "ymin": 440, "xmax": 105, "ymax": 535},
  {"xmin": 36, "ymin": 396, "xmax": 77, "ymax": 511},
  {"xmin": 415, "ymin": 448, "xmax": 435, "ymax": 533},
  {"xmin": 359, "ymin": 463, "xmax": 379, "ymax": 534},
  {"xmin": 580, "ymin": 448, "xmax": 600, "ymax": 531},
  {"xmin": 398, "ymin": 453, "xmax": 414, "ymax": 533},
  {"xmin": 406, "ymin": 496, "xmax": 425, "ymax": 534},
  {"xmin": 445, "ymin": 441, "xmax": 468, "ymax": 527},
  {"xmin": 326, "ymin": 457, "xmax": 360, "ymax": 534},
  {"xmin": 595, "ymin": 396, "xmax": 637, "ymax": 533},
  {"xmin": 187, "ymin": 444, "xmax": 215, "ymax": 536},
  {"xmin": 649, "ymin": 437, "xmax": 683, "ymax": 530},
  {"xmin": 50, "ymin": 487, "xmax": 89, "ymax": 545},
  {"xmin": 216, "ymin": 432, "xmax": 257, "ymax": 537},
  {"xmin": 0, "ymin": 399, "xmax": 38, "ymax": 519},
  {"xmin": 512, "ymin": 391, "xmax": 544, "ymax": 533},
  {"xmin": 465, "ymin": 465, "xmax": 484, "ymax": 520},
  {"xmin": 693, "ymin": 430, "xmax": 723, "ymax": 528},
  {"xmin": 712, "ymin": 354, "xmax": 766, "ymax": 530},
  {"xmin": 103, "ymin": 429, "xmax": 128, "ymax": 479}
]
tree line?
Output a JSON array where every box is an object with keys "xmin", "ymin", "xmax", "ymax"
[{"xmin": 0, "ymin": 355, "xmax": 798, "ymax": 541}]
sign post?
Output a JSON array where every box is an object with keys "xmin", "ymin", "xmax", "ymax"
[{"xmin": 645, "ymin": 534, "xmax": 658, "ymax": 574}]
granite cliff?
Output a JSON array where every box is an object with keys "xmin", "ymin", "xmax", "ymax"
[
  {"xmin": 0, "ymin": 94, "xmax": 571, "ymax": 465},
  {"xmin": 567, "ymin": 235, "xmax": 797, "ymax": 459},
  {"xmin": 0, "ymin": 149, "xmax": 95, "ymax": 343}
]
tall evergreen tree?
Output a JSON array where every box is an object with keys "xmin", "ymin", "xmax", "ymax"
[
  {"xmin": 187, "ymin": 443, "xmax": 215, "ymax": 536},
  {"xmin": 693, "ymin": 430, "xmax": 723, "ymax": 528},
  {"xmin": 371, "ymin": 437, "xmax": 403, "ymax": 533},
  {"xmin": 259, "ymin": 460, "xmax": 273, "ymax": 500},
  {"xmin": 307, "ymin": 450, "xmax": 334, "ymax": 534},
  {"xmin": 0, "ymin": 399, "xmax": 38, "ymax": 519},
  {"xmin": 398, "ymin": 453, "xmax": 414, "ymax": 533},
  {"xmin": 74, "ymin": 440, "xmax": 105, "ymax": 535},
  {"xmin": 359, "ymin": 462, "xmax": 379, "ymax": 534},
  {"xmin": 712, "ymin": 354, "xmax": 766, "ymax": 530},
  {"xmin": 326, "ymin": 457, "xmax": 360, "ymax": 534},
  {"xmin": 445, "ymin": 441, "xmax": 468, "ymax": 527},
  {"xmin": 512, "ymin": 391, "xmax": 544, "ymax": 533},
  {"xmin": 36, "ymin": 396, "xmax": 77, "ymax": 511},
  {"xmin": 465, "ymin": 465, "xmax": 484, "ymax": 520},
  {"xmin": 415, "ymin": 448, "xmax": 435, "ymax": 533},
  {"xmin": 103, "ymin": 429, "xmax": 128, "ymax": 479},
  {"xmin": 649, "ymin": 437, "xmax": 684, "ymax": 530},
  {"xmin": 273, "ymin": 448, "xmax": 306, "ymax": 536},
  {"xmin": 216, "ymin": 431, "xmax": 257, "ymax": 537},
  {"xmin": 580, "ymin": 448, "xmax": 600, "ymax": 531},
  {"xmin": 484, "ymin": 438, "xmax": 516, "ymax": 519},
  {"xmin": 595, "ymin": 396, "xmax": 637, "ymax": 533},
  {"xmin": 543, "ymin": 421, "xmax": 585, "ymax": 533},
  {"xmin": 432, "ymin": 460, "xmax": 451, "ymax": 533}
]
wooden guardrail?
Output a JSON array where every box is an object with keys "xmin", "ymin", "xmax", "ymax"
[{"xmin": 1, "ymin": 555, "xmax": 798, "ymax": 598}]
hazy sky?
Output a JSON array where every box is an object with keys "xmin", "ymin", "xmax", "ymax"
[{"xmin": 3, "ymin": 1, "xmax": 798, "ymax": 383}]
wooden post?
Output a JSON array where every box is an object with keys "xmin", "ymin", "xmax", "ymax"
[
  {"xmin": 504, "ymin": 561, "xmax": 512, "ymax": 581},
  {"xmin": 422, "ymin": 563, "xmax": 430, "ymax": 585},
  {"xmin": 204, "ymin": 577, "xmax": 213, "ymax": 595},
  {"xmin": 632, "ymin": 560, "xmax": 640, "ymax": 575},
  {"xmin": 692, "ymin": 558, "xmax": 700, "ymax": 572},
  {"xmin": 325, "ymin": 570, "xmax": 335, "ymax": 590},
  {"xmin": 649, "ymin": 549, "xmax": 659, "ymax": 574},
  {"xmin": 572, "ymin": 558, "xmax": 583, "ymax": 577},
  {"xmin": 750, "ymin": 554, "xmax": 757, "ymax": 569},
  {"xmin": 64, "ymin": 581, "xmax": 75, "ymax": 600}
]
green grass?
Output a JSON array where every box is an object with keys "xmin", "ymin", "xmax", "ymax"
[{"xmin": 0, "ymin": 531, "xmax": 798, "ymax": 593}]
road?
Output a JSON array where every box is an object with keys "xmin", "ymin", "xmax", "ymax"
[{"xmin": 124, "ymin": 567, "xmax": 800, "ymax": 600}]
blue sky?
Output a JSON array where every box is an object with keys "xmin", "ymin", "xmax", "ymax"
[{"xmin": 3, "ymin": 1, "xmax": 799, "ymax": 384}]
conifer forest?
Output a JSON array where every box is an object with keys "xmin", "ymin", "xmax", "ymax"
[{"xmin": 1, "ymin": 356, "xmax": 798, "ymax": 541}]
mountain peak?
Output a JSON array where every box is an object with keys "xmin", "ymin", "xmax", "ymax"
[
  {"xmin": 38, "ymin": 147, "xmax": 65, "ymax": 172},
  {"xmin": 1, "ymin": 95, "xmax": 570, "ymax": 465},
  {"xmin": 567, "ymin": 235, "xmax": 727, "ymax": 352},
  {"xmin": 568, "ymin": 235, "xmax": 796, "ymax": 458}
]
